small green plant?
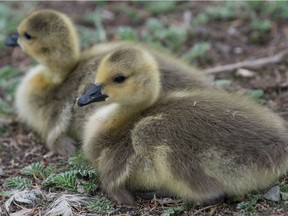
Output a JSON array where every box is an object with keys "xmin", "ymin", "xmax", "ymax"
[
  {"xmin": 0, "ymin": 66, "xmax": 21, "ymax": 116},
  {"xmin": 0, "ymin": 99, "xmax": 14, "ymax": 117},
  {"xmin": 43, "ymin": 171, "xmax": 77, "ymax": 191},
  {"xmin": 163, "ymin": 26, "xmax": 187, "ymax": 52},
  {"xmin": 127, "ymin": 8, "xmax": 141, "ymax": 22},
  {"xmin": 141, "ymin": 18, "xmax": 187, "ymax": 52},
  {"xmin": 182, "ymin": 42, "xmax": 211, "ymax": 62},
  {"xmin": 193, "ymin": 1, "xmax": 288, "ymax": 27},
  {"xmin": 116, "ymin": 5, "xmax": 142, "ymax": 23},
  {"xmin": 88, "ymin": 196, "xmax": 113, "ymax": 214},
  {"xmin": 21, "ymin": 162, "xmax": 54, "ymax": 179},
  {"xmin": 236, "ymin": 194, "xmax": 262, "ymax": 212},
  {"xmin": 68, "ymin": 153, "xmax": 99, "ymax": 179},
  {"xmin": 117, "ymin": 26, "xmax": 137, "ymax": 41},
  {"xmin": 82, "ymin": 180, "xmax": 98, "ymax": 192},
  {"xmin": 204, "ymin": 6, "xmax": 236, "ymax": 21},
  {"xmin": 42, "ymin": 153, "xmax": 99, "ymax": 193},
  {"xmin": 192, "ymin": 13, "xmax": 210, "ymax": 25},
  {"xmin": 245, "ymin": 1, "xmax": 288, "ymax": 19},
  {"xmin": 250, "ymin": 20, "xmax": 272, "ymax": 32},
  {"xmin": 5, "ymin": 177, "xmax": 32, "ymax": 189},
  {"xmin": 193, "ymin": 5, "xmax": 236, "ymax": 24},
  {"xmin": 146, "ymin": 18, "xmax": 164, "ymax": 34},
  {"xmin": 279, "ymin": 182, "xmax": 288, "ymax": 193},
  {"xmin": 246, "ymin": 89, "xmax": 265, "ymax": 105},
  {"xmin": 143, "ymin": 1, "xmax": 176, "ymax": 15},
  {"xmin": 78, "ymin": 26, "xmax": 102, "ymax": 48},
  {"xmin": 0, "ymin": 66, "xmax": 21, "ymax": 98},
  {"xmin": 83, "ymin": 10, "xmax": 106, "ymax": 42},
  {"xmin": 160, "ymin": 206, "xmax": 185, "ymax": 216}
]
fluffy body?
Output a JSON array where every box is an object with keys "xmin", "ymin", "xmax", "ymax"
[
  {"xmin": 12, "ymin": 10, "xmax": 213, "ymax": 155},
  {"xmin": 82, "ymin": 47, "xmax": 288, "ymax": 205}
]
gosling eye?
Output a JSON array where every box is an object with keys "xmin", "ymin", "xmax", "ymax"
[
  {"xmin": 113, "ymin": 75, "xmax": 126, "ymax": 83},
  {"xmin": 24, "ymin": 32, "xmax": 32, "ymax": 40}
]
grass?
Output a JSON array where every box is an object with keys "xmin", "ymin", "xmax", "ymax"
[
  {"xmin": 81, "ymin": 9, "xmax": 106, "ymax": 47},
  {"xmin": 236, "ymin": 194, "xmax": 262, "ymax": 213},
  {"xmin": 246, "ymin": 89, "xmax": 266, "ymax": 105},
  {"xmin": 160, "ymin": 206, "xmax": 185, "ymax": 216},
  {"xmin": 182, "ymin": 42, "xmax": 211, "ymax": 63},
  {"xmin": 0, "ymin": 66, "xmax": 21, "ymax": 116},
  {"xmin": 21, "ymin": 162, "xmax": 54, "ymax": 179},
  {"xmin": 4, "ymin": 153, "xmax": 99, "ymax": 194},
  {"xmin": 142, "ymin": 1, "xmax": 177, "ymax": 15},
  {"xmin": 4, "ymin": 177, "xmax": 33, "ymax": 189},
  {"xmin": 88, "ymin": 196, "xmax": 113, "ymax": 214},
  {"xmin": 117, "ymin": 26, "xmax": 137, "ymax": 41}
]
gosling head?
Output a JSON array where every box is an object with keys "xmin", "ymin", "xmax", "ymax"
[
  {"xmin": 5, "ymin": 9, "xmax": 80, "ymax": 68},
  {"xmin": 77, "ymin": 46, "xmax": 161, "ymax": 109}
]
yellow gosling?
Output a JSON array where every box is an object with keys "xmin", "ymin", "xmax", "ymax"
[
  {"xmin": 6, "ymin": 10, "xmax": 213, "ymax": 156},
  {"xmin": 78, "ymin": 46, "xmax": 288, "ymax": 206}
]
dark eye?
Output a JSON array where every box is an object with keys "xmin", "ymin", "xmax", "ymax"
[
  {"xmin": 113, "ymin": 75, "xmax": 126, "ymax": 83},
  {"xmin": 24, "ymin": 32, "xmax": 32, "ymax": 40}
]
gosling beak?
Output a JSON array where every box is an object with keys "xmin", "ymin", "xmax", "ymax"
[
  {"xmin": 77, "ymin": 84, "xmax": 108, "ymax": 107},
  {"xmin": 5, "ymin": 33, "xmax": 19, "ymax": 47}
]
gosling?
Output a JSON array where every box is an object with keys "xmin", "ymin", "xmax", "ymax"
[
  {"xmin": 5, "ymin": 9, "xmax": 213, "ymax": 156},
  {"xmin": 78, "ymin": 46, "xmax": 288, "ymax": 206}
]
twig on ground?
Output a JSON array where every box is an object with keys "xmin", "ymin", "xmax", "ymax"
[
  {"xmin": 192, "ymin": 202, "xmax": 221, "ymax": 215},
  {"xmin": 203, "ymin": 49, "xmax": 288, "ymax": 74}
]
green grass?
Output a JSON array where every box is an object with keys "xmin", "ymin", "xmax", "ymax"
[
  {"xmin": 236, "ymin": 194, "xmax": 262, "ymax": 214},
  {"xmin": 144, "ymin": 21, "xmax": 187, "ymax": 52},
  {"xmin": 42, "ymin": 153, "xmax": 99, "ymax": 193},
  {"xmin": 4, "ymin": 177, "xmax": 33, "ymax": 189},
  {"xmin": 44, "ymin": 171, "xmax": 78, "ymax": 191},
  {"xmin": 4, "ymin": 153, "xmax": 100, "ymax": 194},
  {"xmin": 21, "ymin": 163, "xmax": 55, "ymax": 179},
  {"xmin": 78, "ymin": 26, "xmax": 102, "ymax": 49},
  {"xmin": 160, "ymin": 206, "xmax": 185, "ymax": 216},
  {"xmin": 142, "ymin": 1, "xmax": 176, "ymax": 15},
  {"xmin": 246, "ymin": 89, "xmax": 266, "ymax": 105},
  {"xmin": 117, "ymin": 18, "xmax": 188, "ymax": 52},
  {"xmin": 0, "ymin": 66, "xmax": 21, "ymax": 116},
  {"xmin": 82, "ymin": 9, "xmax": 106, "ymax": 46},
  {"xmin": 182, "ymin": 42, "xmax": 211, "ymax": 63},
  {"xmin": 117, "ymin": 26, "xmax": 137, "ymax": 41},
  {"xmin": 0, "ymin": 66, "xmax": 21, "ymax": 98},
  {"xmin": 88, "ymin": 197, "xmax": 113, "ymax": 214},
  {"xmin": 193, "ymin": 1, "xmax": 288, "ymax": 31}
]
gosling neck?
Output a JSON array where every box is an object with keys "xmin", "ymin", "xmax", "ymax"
[
  {"xmin": 41, "ymin": 53, "xmax": 79, "ymax": 85},
  {"xmin": 109, "ymin": 91, "xmax": 161, "ymax": 129},
  {"xmin": 47, "ymin": 62, "xmax": 78, "ymax": 84}
]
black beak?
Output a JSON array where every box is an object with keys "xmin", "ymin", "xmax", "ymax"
[
  {"xmin": 5, "ymin": 33, "xmax": 19, "ymax": 47},
  {"xmin": 77, "ymin": 84, "xmax": 108, "ymax": 107}
]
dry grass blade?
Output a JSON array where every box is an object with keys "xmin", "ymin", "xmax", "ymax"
[
  {"xmin": 44, "ymin": 194, "xmax": 89, "ymax": 216},
  {"xmin": 4, "ymin": 190, "xmax": 38, "ymax": 213},
  {"xmin": 192, "ymin": 203, "xmax": 221, "ymax": 215},
  {"xmin": 9, "ymin": 208, "xmax": 34, "ymax": 216}
]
